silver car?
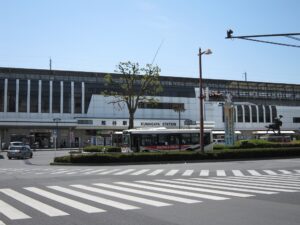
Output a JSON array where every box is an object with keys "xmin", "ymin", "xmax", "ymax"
[{"xmin": 7, "ymin": 146, "xmax": 33, "ymax": 159}]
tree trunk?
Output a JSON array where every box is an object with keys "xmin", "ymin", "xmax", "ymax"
[{"xmin": 128, "ymin": 112, "xmax": 135, "ymax": 129}]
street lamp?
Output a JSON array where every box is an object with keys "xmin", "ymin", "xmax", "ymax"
[
  {"xmin": 198, "ymin": 48, "xmax": 212, "ymax": 152},
  {"xmin": 53, "ymin": 118, "xmax": 61, "ymax": 157}
]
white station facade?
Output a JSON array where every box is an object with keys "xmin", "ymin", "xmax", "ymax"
[{"xmin": 0, "ymin": 67, "xmax": 299, "ymax": 148}]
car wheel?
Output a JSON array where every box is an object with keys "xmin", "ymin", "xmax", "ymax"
[
  {"xmin": 30, "ymin": 153, "xmax": 33, "ymax": 158},
  {"xmin": 8, "ymin": 157, "xmax": 11, "ymax": 160}
]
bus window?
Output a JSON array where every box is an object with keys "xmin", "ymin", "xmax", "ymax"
[
  {"xmin": 141, "ymin": 134, "xmax": 157, "ymax": 146},
  {"xmin": 158, "ymin": 134, "xmax": 168, "ymax": 145},
  {"xmin": 181, "ymin": 133, "xmax": 191, "ymax": 145},
  {"xmin": 169, "ymin": 135, "xmax": 179, "ymax": 145},
  {"xmin": 191, "ymin": 133, "xmax": 199, "ymax": 145}
]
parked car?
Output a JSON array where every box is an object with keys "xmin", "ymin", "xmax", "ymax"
[
  {"xmin": 8, "ymin": 141, "xmax": 31, "ymax": 150},
  {"xmin": 7, "ymin": 146, "xmax": 33, "ymax": 159}
]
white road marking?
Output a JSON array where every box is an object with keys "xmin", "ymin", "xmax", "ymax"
[
  {"xmin": 94, "ymin": 183, "xmax": 200, "ymax": 204},
  {"xmin": 148, "ymin": 169, "xmax": 164, "ymax": 176},
  {"xmin": 135, "ymin": 181, "xmax": 228, "ymax": 200},
  {"xmin": 0, "ymin": 189, "xmax": 68, "ymax": 217},
  {"xmin": 0, "ymin": 199, "xmax": 31, "ymax": 220},
  {"xmin": 216, "ymin": 177, "xmax": 300, "ymax": 189},
  {"xmin": 278, "ymin": 170, "xmax": 292, "ymax": 174},
  {"xmin": 24, "ymin": 187, "xmax": 105, "ymax": 213},
  {"xmin": 216, "ymin": 170, "xmax": 226, "ymax": 176},
  {"xmin": 71, "ymin": 184, "xmax": 171, "ymax": 207},
  {"xmin": 199, "ymin": 170, "xmax": 209, "ymax": 176},
  {"xmin": 232, "ymin": 170, "xmax": 245, "ymax": 176},
  {"xmin": 48, "ymin": 186, "xmax": 138, "ymax": 210},
  {"xmin": 176, "ymin": 178, "xmax": 274, "ymax": 194},
  {"xmin": 182, "ymin": 170, "xmax": 194, "ymax": 176},
  {"xmin": 201, "ymin": 178, "xmax": 298, "ymax": 192},
  {"xmin": 130, "ymin": 169, "xmax": 150, "ymax": 175},
  {"xmin": 191, "ymin": 178, "xmax": 277, "ymax": 194},
  {"xmin": 155, "ymin": 179, "xmax": 253, "ymax": 197},
  {"xmin": 114, "ymin": 169, "xmax": 136, "ymax": 175},
  {"xmin": 247, "ymin": 170, "xmax": 262, "ymax": 176},
  {"xmin": 116, "ymin": 181, "xmax": 226, "ymax": 200},
  {"xmin": 0, "ymin": 220, "xmax": 6, "ymax": 225},
  {"xmin": 98, "ymin": 169, "xmax": 120, "ymax": 175},
  {"xmin": 83, "ymin": 169, "xmax": 107, "ymax": 175},
  {"xmin": 263, "ymin": 170, "xmax": 278, "ymax": 175},
  {"xmin": 165, "ymin": 170, "xmax": 179, "ymax": 176}
]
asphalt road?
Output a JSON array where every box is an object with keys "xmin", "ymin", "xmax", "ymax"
[{"xmin": 0, "ymin": 150, "xmax": 300, "ymax": 225}]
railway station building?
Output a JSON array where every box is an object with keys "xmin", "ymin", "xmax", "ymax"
[{"xmin": 0, "ymin": 67, "xmax": 299, "ymax": 148}]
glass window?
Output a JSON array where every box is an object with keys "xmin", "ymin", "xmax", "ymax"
[
  {"xmin": 181, "ymin": 133, "xmax": 191, "ymax": 145},
  {"xmin": 74, "ymin": 82, "xmax": 82, "ymax": 114},
  {"xmin": 244, "ymin": 105, "xmax": 250, "ymax": 123},
  {"xmin": 63, "ymin": 82, "xmax": 71, "ymax": 113},
  {"xmin": 8, "ymin": 79, "xmax": 16, "ymax": 112},
  {"xmin": 141, "ymin": 134, "xmax": 157, "ymax": 146},
  {"xmin": 112, "ymin": 121, "xmax": 117, "ymax": 125},
  {"xmin": 123, "ymin": 121, "xmax": 127, "ymax": 126},
  {"xmin": 41, "ymin": 80, "xmax": 49, "ymax": 113},
  {"xmin": 19, "ymin": 80, "xmax": 27, "ymax": 112},
  {"xmin": 293, "ymin": 117, "xmax": 300, "ymax": 123},
  {"xmin": 258, "ymin": 105, "xmax": 264, "ymax": 123},
  {"xmin": 168, "ymin": 135, "xmax": 179, "ymax": 145},
  {"xmin": 101, "ymin": 120, "xmax": 106, "ymax": 125},
  {"xmin": 265, "ymin": 105, "xmax": 271, "ymax": 123},
  {"xmin": 251, "ymin": 105, "xmax": 257, "ymax": 123},
  {"xmin": 52, "ymin": 81, "xmax": 60, "ymax": 113},
  {"xmin": 237, "ymin": 105, "xmax": 243, "ymax": 122},
  {"xmin": 191, "ymin": 133, "xmax": 199, "ymax": 145},
  {"xmin": 0, "ymin": 79, "xmax": 3, "ymax": 112},
  {"xmin": 30, "ymin": 80, "xmax": 39, "ymax": 113},
  {"xmin": 158, "ymin": 134, "xmax": 168, "ymax": 145}
]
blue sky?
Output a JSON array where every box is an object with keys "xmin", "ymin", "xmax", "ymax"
[{"xmin": 0, "ymin": 0, "xmax": 300, "ymax": 84}]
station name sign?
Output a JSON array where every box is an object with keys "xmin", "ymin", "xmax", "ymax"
[{"xmin": 140, "ymin": 122, "xmax": 177, "ymax": 127}]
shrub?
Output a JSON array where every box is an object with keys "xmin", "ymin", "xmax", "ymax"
[
  {"xmin": 83, "ymin": 145, "xmax": 105, "ymax": 153},
  {"xmin": 53, "ymin": 147, "xmax": 300, "ymax": 164},
  {"xmin": 83, "ymin": 145, "xmax": 121, "ymax": 153}
]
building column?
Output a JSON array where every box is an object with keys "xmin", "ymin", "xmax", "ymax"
[
  {"xmin": 242, "ymin": 105, "xmax": 245, "ymax": 123},
  {"xmin": 49, "ymin": 81, "xmax": 53, "ymax": 114},
  {"xmin": 82, "ymin": 82, "xmax": 85, "ymax": 114},
  {"xmin": 27, "ymin": 80, "xmax": 30, "ymax": 113},
  {"xmin": 16, "ymin": 79, "xmax": 19, "ymax": 112},
  {"xmin": 38, "ymin": 80, "xmax": 42, "ymax": 113},
  {"xmin": 60, "ymin": 81, "xmax": 63, "ymax": 114},
  {"xmin": 71, "ymin": 81, "xmax": 74, "ymax": 114},
  {"xmin": 249, "ymin": 105, "xmax": 253, "ymax": 123},
  {"xmin": 4, "ymin": 79, "xmax": 8, "ymax": 113},
  {"xmin": 263, "ymin": 105, "xmax": 266, "ymax": 123},
  {"xmin": 269, "ymin": 105, "xmax": 273, "ymax": 122}
]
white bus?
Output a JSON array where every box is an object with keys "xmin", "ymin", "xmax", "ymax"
[{"xmin": 121, "ymin": 127, "xmax": 213, "ymax": 152}]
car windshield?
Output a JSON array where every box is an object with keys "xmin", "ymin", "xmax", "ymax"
[{"xmin": 9, "ymin": 146, "xmax": 23, "ymax": 150}]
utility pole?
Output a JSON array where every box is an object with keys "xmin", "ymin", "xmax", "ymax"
[
  {"xmin": 244, "ymin": 72, "xmax": 247, "ymax": 81},
  {"xmin": 49, "ymin": 58, "xmax": 52, "ymax": 71}
]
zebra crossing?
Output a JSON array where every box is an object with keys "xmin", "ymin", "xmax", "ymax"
[
  {"xmin": 0, "ymin": 173, "xmax": 300, "ymax": 224},
  {"xmin": 0, "ymin": 168, "xmax": 299, "ymax": 177}
]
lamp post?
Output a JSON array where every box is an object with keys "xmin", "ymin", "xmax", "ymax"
[
  {"xmin": 198, "ymin": 48, "xmax": 212, "ymax": 152},
  {"xmin": 53, "ymin": 118, "xmax": 61, "ymax": 157}
]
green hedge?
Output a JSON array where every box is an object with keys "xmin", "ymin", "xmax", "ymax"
[
  {"xmin": 214, "ymin": 139, "xmax": 300, "ymax": 150},
  {"xmin": 53, "ymin": 147, "xmax": 300, "ymax": 164},
  {"xmin": 83, "ymin": 146, "xmax": 121, "ymax": 153}
]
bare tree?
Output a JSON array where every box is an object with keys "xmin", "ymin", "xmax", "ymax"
[{"xmin": 103, "ymin": 61, "xmax": 163, "ymax": 129}]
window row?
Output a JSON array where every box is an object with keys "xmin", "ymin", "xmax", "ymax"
[
  {"xmin": 0, "ymin": 79, "xmax": 83, "ymax": 114},
  {"xmin": 223, "ymin": 105, "xmax": 277, "ymax": 123}
]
